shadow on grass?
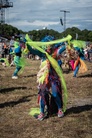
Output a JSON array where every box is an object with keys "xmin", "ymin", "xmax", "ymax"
[
  {"xmin": 78, "ymin": 73, "xmax": 92, "ymax": 78},
  {"xmin": 62, "ymin": 69, "xmax": 70, "ymax": 74},
  {"xmin": 23, "ymin": 74, "xmax": 37, "ymax": 78},
  {"xmin": 0, "ymin": 87, "xmax": 27, "ymax": 93},
  {"xmin": 0, "ymin": 94, "xmax": 37, "ymax": 108},
  {"xmin": 65, "ymin": 104, "xmax": 92, "ymax": 115}
]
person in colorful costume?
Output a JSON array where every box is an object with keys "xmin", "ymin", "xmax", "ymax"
[
  {"xmin": 73, "ymin": 47, "xmax": 87, "ymax": 77},
  {"xmin": 66, "ymin": 44, "xmax": 75, "ymax": 71},
  {"xmin": 25, "ymin": 34, "xmax": 72, "ymax": 120},
  {"xmin": 68, "ymin": 40, "xmax": 87, "ymax": 77},
  {"xmin": 12, "ymin": 37, "xmax": 26, "ymax": 79}
]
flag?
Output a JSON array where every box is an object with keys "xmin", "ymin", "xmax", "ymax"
[{"xmin": 60, "ymin": 18, "xmax": 63, "ymax": 26}]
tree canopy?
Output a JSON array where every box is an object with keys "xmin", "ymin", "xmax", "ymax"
[{"xmin": 0, "ymin": 23, "xmax": 92, "ymax": 42}]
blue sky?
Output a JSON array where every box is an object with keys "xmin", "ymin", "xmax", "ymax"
[{"xmin": 5, "ymin": 0, "xmax": 92, "ymax": 32}]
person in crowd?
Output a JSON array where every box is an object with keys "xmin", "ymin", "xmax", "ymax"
[
  {"xmin": 88, "ymin": 43, "xmax": 92, "ymax": 62},
  {"xmin": 1, "ymin": 44, "xmax": 5, "ymax": 58}
]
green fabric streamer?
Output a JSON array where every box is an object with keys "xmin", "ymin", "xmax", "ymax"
[
  {"xmin": 29, "ymin": 108, "xmax": 40, "ymax": 116},
  {"xmin": 25, "ymin": 34, "xmax": 72, "ymax": 48},
  {"xmin": 14, "ymin": 56, "xmax": 27, "ymax": 74},
  {"xmin": 14, "ymin": 41, "xmax": 19, "ymax": 48},
  {"xmin": 18, "ymin": 57, "xmax": 27, "ymax": 74},
  {"xmin": 46, "ymin": 53, "xmax": 68, "ymax": 112},
  {"xmin": 0, "ymin": 58, "xmax": 9, "ymax": 66},
  {"xmin": 71, "ymin": 40, "xmax": 86, "ymax": 48},
  {"xmin": 26, "ymin": 34, "xmax": 72, "ymax": 112},
  {"xmin": 10, "ymin": 51, "xmax": 15, "ymax": 55}
]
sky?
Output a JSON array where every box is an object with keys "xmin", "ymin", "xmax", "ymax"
[{"xmin": 5, "ymin": 0, "xmax": 92, "ymax": 33}]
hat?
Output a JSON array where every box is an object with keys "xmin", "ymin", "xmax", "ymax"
[
  {"xmin": 41, "ymin": 35, "xmax": 55, "ymax": 42},
  {"xmin": 41, "ymin": 35, "xmax": 55, "ymax": 50}
]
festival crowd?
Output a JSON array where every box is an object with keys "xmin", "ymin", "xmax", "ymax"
[{"xmin": 0, "ymin": 34, "xmax": 92, "ymax": 120}]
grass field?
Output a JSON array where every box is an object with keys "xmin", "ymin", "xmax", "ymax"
[{"xmin": 0, "ymin": 59, "xmax": 92, "ymax": 138}]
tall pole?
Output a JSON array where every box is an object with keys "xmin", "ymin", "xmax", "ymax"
[
  {"xmin": 0, "ymin": 0, "xmax": 13, "ymax": 36},
  {"xmin": 0, "ymin": 0, "xmax": 13, "ymax": 24},
  {"xmin": 60, "ymin": 10, "xmax": 70, "ymax": 31}
]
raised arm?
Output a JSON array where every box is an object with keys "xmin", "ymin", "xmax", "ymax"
[{"xmin": 26, "ymin": 44, "xmax": 45, "ymax": 59}]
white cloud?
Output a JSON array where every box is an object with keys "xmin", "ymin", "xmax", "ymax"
[
  {"xmin": 6, "ymin": 0, "xmax": 92, "ymax": 32},
  {"xmin": 10, "ymin": 20, "xmax": 59, "ymax": 27}
]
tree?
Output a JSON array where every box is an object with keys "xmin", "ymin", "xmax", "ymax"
[
  {"xmin": 0, "ymin": 24, "xmax": 92, "ymax": 42},
  {"xmin": 88, "ymin": 32, "xmax": 92, "ymax": 42}
]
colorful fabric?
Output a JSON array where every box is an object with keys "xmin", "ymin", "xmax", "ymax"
[
  {"xmin": 74, "ymin": 57, "xmax": 80, "ymax": 70},
  {"xmin": 74, "ymin": 57, "xmax": 87, "ymax": 74},
  {"xmin": 37, "ymin": 60, "xmax": 49, "ymax": 84},
  {"xmin": 14, "ymin": 41, "xmax": 19, "ymax": 48},
  {"xmin": 79, "ymin": 59, "xmax": 88, "ymax": 73},
  {"xmin": 14, "ymin": 56, "xmax": 27, "ymax": 74},
  {"xmin": 25, "ymin": 34, "xmax": 72, "ymax": 49},
  {"xmin": 71, "ymin": 40, "xmax": 86, "ymax": 49},
  {"xmin": 29, "ymin": 108, "xmax": 40, "ymax": 116},
  {"xmin": 69, "ymin": 60, "xmax": 75, "ymax": 70}
]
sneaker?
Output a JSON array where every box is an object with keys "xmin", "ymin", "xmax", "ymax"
[
  {"xmin": 37, "ymin": 113, "xmax": 44, "ymax": 121},
  {"xmin": 12, "ymin": 76, "xmax": 18, "ymax": 79},
  {"xmin": 58, "ymin": 109, "xmax": 64, "ymax": 118}
]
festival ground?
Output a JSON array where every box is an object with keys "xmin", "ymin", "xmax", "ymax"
[{"xmin": 0, "ymin": 59, "xmax": 92, "ymax": 138}]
